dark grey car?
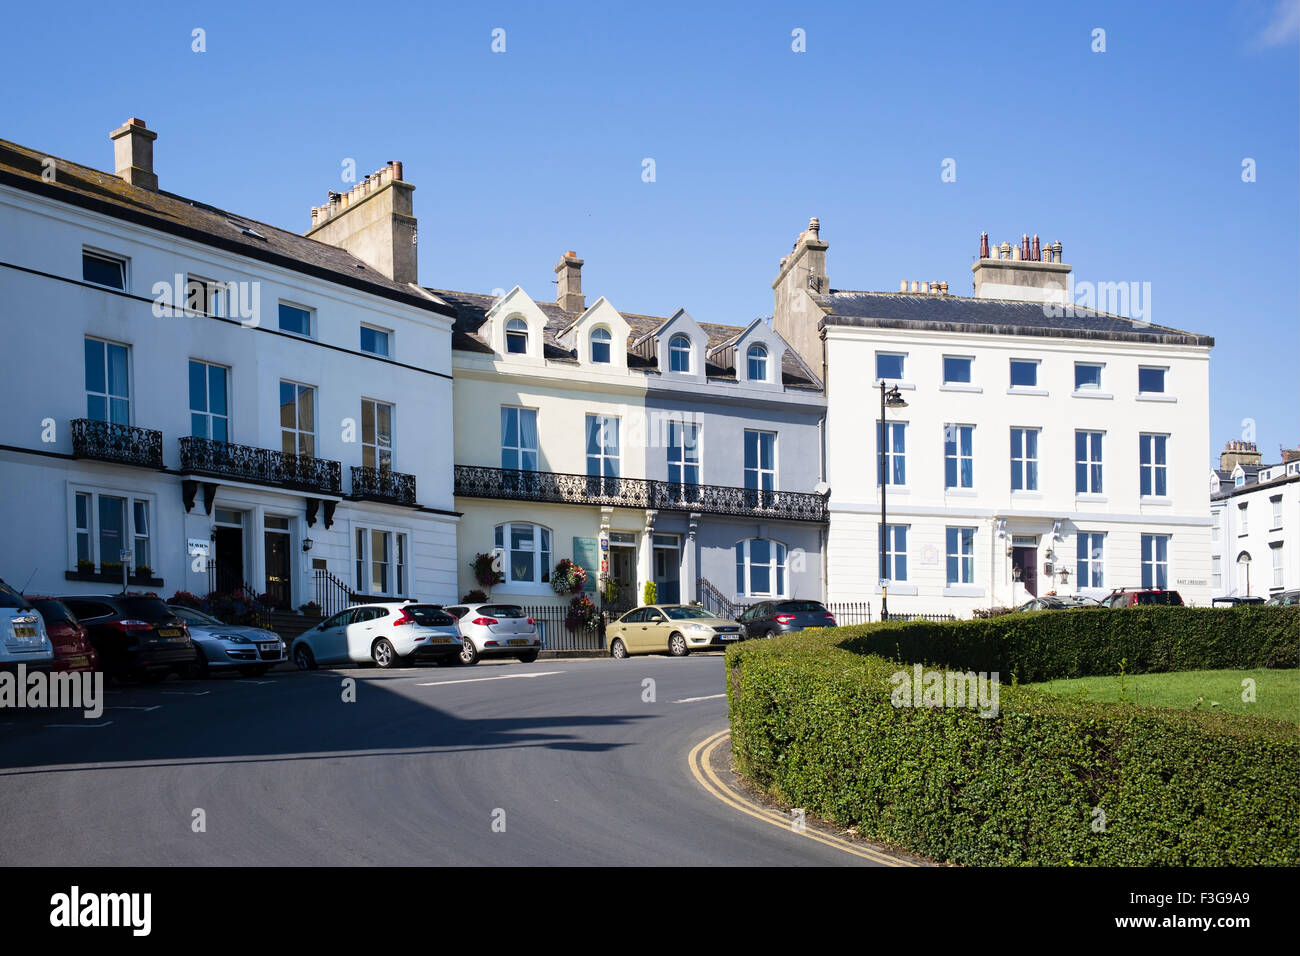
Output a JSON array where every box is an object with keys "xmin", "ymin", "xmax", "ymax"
[{"xmin": 737, "ymin": 600, "xmax": 837, "ymax": 639}]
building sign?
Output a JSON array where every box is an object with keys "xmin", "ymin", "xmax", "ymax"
[
  {"xmin": 1176, "ymin": 578, "xmax": 1208, "ymax": 587},
  {"xmin": 187, "ymin": 538, "xmax": 210, "ymax": 557}
]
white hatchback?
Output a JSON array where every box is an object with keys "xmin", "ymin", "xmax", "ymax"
[
  {"xmin": 442, "ymin": 603, "xmax": 541, "ymax": 665},
  {"xmin": 291, "ymin": 602, "xmax": 462, "ymax": 670}
]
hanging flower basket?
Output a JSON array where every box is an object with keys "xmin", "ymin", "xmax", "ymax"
[
  {"xmin": 551, "ymin": 558, "xmax": 589, "ymax": 595},
  {"xmin": 565, "ymin": 594, "xmax": 598, "ymax": 632}
]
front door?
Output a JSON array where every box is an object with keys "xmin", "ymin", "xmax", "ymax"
[
  {"xmin": 653, "ymin": 535, "xmax": 681, "ymax": 605},
  {"xmin": 607, "ymin": 537, "xmax": 637, "ymax": 612},
  {"xmin": 212, "ymin": 509, "xmax": 245, "ymax": 593},
  {"xmin": 1013, "ymin": 546, "xmax": 1038, "ymax": 598},
  {"xmin": 264, "ymin": 516, "xmax": 292, "ymax": 609}
]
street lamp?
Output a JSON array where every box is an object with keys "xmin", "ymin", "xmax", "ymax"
[{"xmin": 878, "ymin": 382, "xmax": 908, "ymax": 621}]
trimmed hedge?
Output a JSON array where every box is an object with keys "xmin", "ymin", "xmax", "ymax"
[
  {"xmin": 727, "ymin": 632, "xmax": 1300, "ymax": 865},
  {"xmin": 832, "ymin": 606, "xmax": 1299, "ymax": 683}
]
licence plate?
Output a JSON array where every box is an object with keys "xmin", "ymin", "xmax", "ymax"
[
  {"xmin": 68, "ymin": 656, "xmax": 89, "ymax": 667},
  {"xmin": 157, "ymin": 628, "xmax": 182, "ymax": 638},
  {"xmin": 721, "ymin": 635, "xmax": 738, "ymax": 641},
  {"xmin": 13, "ymin": 626, "xmax": 37, "ymax": 639},
  {"xmin": 507, "ymin": 639, "xmax": 529, "ymax": 646},
  {"xmin": 429, "ymin": 637, "xmax": 452, "ymax": 644},
  {"xmin": 259, "ymin": 643, "xmax": 278, "ymax": 652}
]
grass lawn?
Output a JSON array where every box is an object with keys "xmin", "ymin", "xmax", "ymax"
[{"xmin": 1027, "ymin": 668, "xmax": 1300, "ymax": 724}]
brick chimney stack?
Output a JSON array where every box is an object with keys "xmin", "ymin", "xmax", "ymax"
[
  {"xmin": 555, "ymin": 251, "xmax": 585, "ymax": 312},
  {"xmin": 306, "ymin": 161, "xmax": 417, "ymax": 285},
  {"xmin": 110, "ymin": 118, "xmax": 158, "ymax": 190},
  {"xmin": 1220, "ymin": 440, "xmax": 1262, "ymax": 471}
]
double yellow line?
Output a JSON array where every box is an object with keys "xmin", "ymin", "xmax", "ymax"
[{"xmin": 687, "ymin": 729, "xmax": 917, "ymax": 866}]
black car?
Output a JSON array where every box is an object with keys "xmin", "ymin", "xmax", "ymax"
[
  {"xmin": 737, "ymin": 600, "xmax": 837, "ymax": 639},
  {"xmin": 58, "ymin": 593, "xmax": 197, "ymax": 681}
]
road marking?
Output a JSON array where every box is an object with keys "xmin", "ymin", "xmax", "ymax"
[
  {"xmin": 674, "ymin": 693, "xmax": 727, "ymax": 703},
  {"xmin": 688, "ymin": 729, "xmax": 915, "ymax": 866},
  {"xmin": 107, "ymin": 706, "xmax": 161, "ymax": 712},
  {"xmin": 161, "ymin": 690, "xmax": 211, "ymax": 696},
  {"xmin": 236, "ymin": 680, "xmax": 274, "ymax": 685},
  {"xmin": 416, "ymin": 670, "xmax": 565, "ymax": 687},
  {"xmin": 45, "ymin": 721, "xmax": 115, "ymax": 728}
]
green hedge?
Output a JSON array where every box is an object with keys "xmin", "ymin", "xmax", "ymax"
[
  {"xmin": 832, "ymin": 606, "xmax": 1299, "ymax": 683},
  {"xmin": 727, "ymin": 633, "xmax": 1300, "ymax": 865}
]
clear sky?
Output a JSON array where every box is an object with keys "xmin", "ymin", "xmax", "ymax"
[{"xmin": 3, "ymin": 0, "xmax": 1297, "ymax": 465}]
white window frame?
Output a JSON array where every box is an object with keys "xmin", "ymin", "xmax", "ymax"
[
  {"xmin": 1212, "ymin": 555, "xmax": 1222, "ymax": 591},
  {"xmin": 942, "ymin": 355, "xmax": 973, "ymax": 385},
  {"xmin": 590, "ymin": 327, "xmax": 612, "ymax": 364},
  {"xmin": 189, "ymin": 359, "xmax": 230, "ymax": 443},
  {"xmin": 1010, "ymin": 427, "xmax": 1039, "ymax": 492},
  {"xmin": 1074, "ymin": 362, "xmax": 1103, "ymax": 391},
  {"xmin": 1076, "ymin": 430, "xmax": 1104, "ymax": 494},
  {"xmin": 84, "ymin": 336, "xmax": 132, "ymax": 426},
  {"xmin": 1139, "ymin": 433, "xmax": 1169, "ymax": 497},
  {"xmin": 1211, "ymin": 509, "xmax": 1221, "ymax": 542},
  {"xmin": 877, "ymin": 421, "xmax": 906, "ymax": 487},
  {"xmin": 1009, "ymin": 358, "xmax": 1040, "ymax": 389},
  {"xmin": 1238, "ymin": 501, "xmax": 1249, "ymax": 536},
  {"xmin": 501, "ymin": 406, "xmax": 539, "ymax": 471},
  {"xmin": 1271, "ymin": 495, "xmax": 1283, "ymax": 529},
  {"xmin": 1141, "ymin": 534, "xmax": 1170, "ymax": 590},
  {"xmin": 944, "ymin": 424, "xmax": 974, "ymax": 490},
  {"xmin": 668, "ymin": 421, "xmax": 701, "ymax": 487},
  {"xmin": 280, "ymin": 380, "xmax": 317, "ymax": 458},
  {"xmin": 669, "ymin": 334, "xmax": 692, "ymax": 373},
  {"xmin": 744, "ymin": 429, "xmax": 777, "ymax": 492},
  {"xmin": 278, "ymin": 301, "xmax": 314, "ymax": 338},
  {"xmin": 360, "ymin": 323, "xmax": 392, "ymax": 358},
  {"xmin": 505, "ymin": 317, "xmax": 529, "ymax": 355},
  {"xmin": 586, "ymin": 414, "xmax": 621, "ymax": 478},
  {"xmin": 67, "ymin": 485, "xmax": 157, "ymax": 576},
  {"xmin": 361, "ymin": 398, "xmax": 394, "ymax": 471},
  {"xmin": 1271, "ymin": 543, "xmax": 1284, "ymax": 590},
  {"xmin": 185, "ymin": 274, "xmax": 227, "ymax": 317},
  {"xmin": 875, "ymin": 351, "xmax": 906, "ymax": 382},
  {"xmin": 1138, "ymin": 365, "xmax": 1168, "ymax": 395},
  {"xmin": 735, "ymin": 538, "xmax": 787, "ymax": 598},
  {"xmin": 946, "ymin": 526, "xmax": 976, "ymax": 585},
  {"xmin": 82, "ymin": 247, "xmax": 128, "ymax": 290},
  {"xmin": 354, "ymin": 525, "xmax": 410, "ymax": 597},
  {"xmin": 880, "ymin": 523, "xmax": 908, "ymax": 582},
  {"xmin": 1076, "ymin": 532, "xmax": 1105, "ymax": 589},
  {"xmin": 495, "ymin": 522, "xmax": 553, "ymax": 587},
  {"xmin": 746, "ymin": 344, "xmax": 769, "ymax": 382}
]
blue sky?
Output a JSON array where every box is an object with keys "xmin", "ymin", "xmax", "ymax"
[{"xmin": 4, "ymin": 0, "xmax": 1297, "ymax": 464}]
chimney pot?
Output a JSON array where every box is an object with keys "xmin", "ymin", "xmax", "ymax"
[
  {"xmin": 979, "ymin": 231, "xmax": 990, "ymax": 258},
  {"xmin": 899, "ymin": 280, "xmax": 908, "ymax": 292},
  {"xmin": 920, "ymin": 281, "xmax": 930, "ymax": 294}
]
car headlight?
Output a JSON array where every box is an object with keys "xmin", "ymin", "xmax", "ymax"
[
  {"xmin": 217, "ymin": 634, "xmax": 251, "ymax": 644},
  {"xmin": 686, "ymin": 623, "xmax": 712, "ymax": 633}
]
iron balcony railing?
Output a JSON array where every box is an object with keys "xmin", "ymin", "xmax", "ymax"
[
  {"xmin": 179, "ymin": 437, "xmax": 342, "ymax": 495},
  {"xmin": 350, "ymin": 466, "xmax": 417, "ymax": 505},
  {"xmin": 71, "ymin": 418, "xmax": 164, "ymax": 469},
  {"xmin": 453, "ymin": 465, "xmax": 829, "ymax": 522}
]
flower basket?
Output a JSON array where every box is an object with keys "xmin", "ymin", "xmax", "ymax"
[
  {"xmin": 550, "ymin": 559, "xmax": 589, "ymax": 595},
  {"xmin": 565, "ymin": 594, "xmax": 598, "ymax": 632}
]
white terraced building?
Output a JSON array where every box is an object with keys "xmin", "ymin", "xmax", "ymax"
[
  {"xmin": 773, "ymin": 221, "xmax": 1215, "ymax": 616},
  {"xmin": 1209, "ymin": 441, "xmax": 1300, "ymax": 600}
]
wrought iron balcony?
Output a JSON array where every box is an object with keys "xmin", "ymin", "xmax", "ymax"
[
  {"xmin": 350, "ymin": 466, "xmax": 417, "ymax": 505},
  {"xmin": 179, "ymin": 437, "xmax": 342, "ymax": 495},
  {"xmin": 453, "ymin": 465, "xmax": 828, "ymax": 522},
  {"xmin": 71, "ymin": 418, "xmax": 164, "ymax": 469}
]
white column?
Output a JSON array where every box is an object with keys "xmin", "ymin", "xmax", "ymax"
[
  {"xmin": 638, "ymin": 510, "xmax": 657, "ymax": 603},
  {"xmin": 683, "ymin": 513, "xmax": 700, "ymax": 603}
]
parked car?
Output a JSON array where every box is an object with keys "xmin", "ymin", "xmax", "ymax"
[
  {"xmin": 58, "ymin": 593, "xmax": 196, "ymax": 682},
  {"xmin": 1212, "ymin": 596, "xmax": 1267, "ymax": 607},
  {"xmin": 442, "ymin": 603, "xmax": 540, "ymax": 665},
  {"xmin": 737, "ymin": 600, "xmax": 837, "ymax": 638},
  {"xmin": 1265, "ymin": 590, "xmax": 1300, "ymax": 606},
  {"xmin": 291, "ymin": 602, "xmax": 462, "ymax": 670},
  {"xmin": 1101, "ymin": 588, "xmax": 1184, "ymax": 608},
  {"xmin": 168, "ymin": 605, "xmax": 284, "ymax": 677},
  {"xmin": 26, "ymin": 597, "xmax": 97, "ymax": 673},
  {"xmin": 1016, "ymin": 595, "xmax": 1101, "ymax": 612},
  {"xmin": 1, "ymin": 578, "xmax": 54, "ymax": 673},
  {"xmin": 606, "ymin": 604, "xmax": 744, "ymax": 658}
]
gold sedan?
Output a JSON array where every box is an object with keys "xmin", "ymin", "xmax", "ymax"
[{"xmin": 606, "ymin": 605, "xmax": 744, "ymax": 658}]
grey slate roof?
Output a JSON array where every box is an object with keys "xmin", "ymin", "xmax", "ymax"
[
  {"xmin": 813, "ymin": 291, "xmax": 1213, "ymax": 346},
  {"xmin": 1211, "ymin": 469, "xmax": 1298, "ymax": 502}
]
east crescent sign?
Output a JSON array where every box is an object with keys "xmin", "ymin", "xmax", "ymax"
[{"xmin": 1176, "ymin": 578, "xmax": 1207, "ymax": 587}]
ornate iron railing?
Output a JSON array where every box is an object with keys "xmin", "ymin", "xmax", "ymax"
[
  {"xmin": 71, "ymin": 418, "xmax": 164, "ymax": 469},
  {"xmin": 350, "ymin": 466, "xmax": 417, "ymax": 505},
  {"xmin": 312, "ymin": 568, "xmax": 389, "ymax": 618},
  {"xmin": 179, "ymin": 437, "xmax": 341, "ymax": 495},
  {"xmin": 453, "ymin": 465, "xmax": 829, "ymax": 522}
]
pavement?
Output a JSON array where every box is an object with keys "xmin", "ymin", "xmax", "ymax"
[{"xmin": 0, "ymin": 654, "xmax": 910, "ymax": 866}]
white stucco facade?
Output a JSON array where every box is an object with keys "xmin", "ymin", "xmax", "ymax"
[{"xmin": 1210, "ymin": 462, "xmax": 1300, "ymax": 599}]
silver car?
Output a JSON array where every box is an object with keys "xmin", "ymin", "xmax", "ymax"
[
  {"xmin": 1, "ymin": 578, "xmax": 54, "ymax": 673},
  {"xmin": 442, "ymin": 603, "xmax": 540, "ymax": 665},
  {"xmin": 169, "ymin": 605, "xmax": 285, "ymax": 677}
]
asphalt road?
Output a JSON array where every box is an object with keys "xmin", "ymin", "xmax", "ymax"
[{"xmin": 0, "ymin": 656, "xmax": 881, "ymax": 866}]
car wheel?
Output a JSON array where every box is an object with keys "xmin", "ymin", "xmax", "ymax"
[
  {"xmin": 372, "ymin": 638, "xmax": 399, "ymax": 669},
  {"xmin": 517, "ymin": 651, "xmax": 539, "ymax": 664},
  {"xmin": 762, "ymin": 629, "xmax": 776, "ymax": 640},
  {"xmin": 668, "ymin": 632, "xmax": 689, "ymax": 657},
  {"xmin": 294, "ymin": 645, "xmax": 317, "ymax": 671},
  {"xmin": 610, "ymin": 638, "xmax": 628, "ymax": 660},
  {"xmin": 458, "ymin": 637, "xmax": 480, "ymax": 666},
  {"xmin": 240, "ymin": 665, "xmax": 271, "ymax": 677},
  {"xmin": 188, "ymin": 647, "xmax": 210, "ymax": 679}
]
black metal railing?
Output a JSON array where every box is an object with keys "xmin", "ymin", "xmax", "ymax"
[
  {"xmin": 312, "ymin": 568, "xmax": 390, "ymax": 618},
  {"xmin": 71, "ymin": 418, "xmax": 164, "ymax": 469},
  {"xmin": 350, "ymin": 466, "xmax": 417, "ymax": 505},
  {"xmin": 516, "ymin": 605, "xmax": 604, "ymax": 652},
  {"xmin": 454, "ymin": 465, "xmax": 829, "ymax": 522},
  {"xmin": 180, "ymin": 437, "xmax": 341, "ymax": 495}
]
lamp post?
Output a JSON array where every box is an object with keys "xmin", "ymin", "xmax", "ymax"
[{"xmin": 879, "ymin": 382, "xmax": 908, "ymax": 621}]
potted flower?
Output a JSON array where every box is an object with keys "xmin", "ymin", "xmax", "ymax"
[
  {"xmin": 550, "ymin": 558, "xmax": 589, "ymax": 595},
  {"xmin": 461, "ymin": 589, "xmax": 489, "ymax": 604},
  {"xmin": 135, "ymin": 565, "xmax": 153, "ymax": 580},
  {"xmin": 169, "ymin": 590, "xmax": 204, "ymax": 610},
  {"xmin": 76, "ymin": 558, "xmax": 95, "ymax": 575},
  {"xmin": 565, "ymin": 594, "xmax": 598, "ymax": 632},
  {"xmin": 299, "ymin": 601, "xmax": 321, "ymax": 617}
]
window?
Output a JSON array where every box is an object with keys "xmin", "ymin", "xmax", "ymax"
[
  {"xmin": 586, "ymin": 414, "xmax": 620, "ymax": 477},
  {"xmin": 279, "ymin": 381, "xmax": 316, "ymax": 457},
  {"xmin": 85, "ymin": 338, "xmax": 131, "ymax": 425},
  {"xmin": 1238, "ymin": 502, "xmax": 1249, "ymax": 535},
  {"xmin": 1009, "ymin": 359, "xmax": 1039, "ymax": 388},
  {"xmin": 278, "ymin": 303, "xmax": 312, "ymax": 337},
  {"xmin": 1010, "ymin": 427, "xmax": 1039, "ymax": 491},
  {"xmin": 1271, "ymin": 496, "xmax": 1283, "ymax": 529},
  {"xmin": 878, "ymin": 421, "xmax": 906, "ymax": 486},
  {"xmin": 590, "ymin": 327, "xmax": 612, "ymax": 364},
  {"xmin": 946, "ymin": 527, "xmax": 975, "ymax": 585},
  {"xmin": 943, "ymin": 356, "xmax": 972, "ymax": 384},
  {"xmin": 1139, "ymin": 434, "xmax": 1169, "ymax": 497},
  {"xmin": 82, "ymin": 251, "xmax": 125, "ymax": 289},
  {"xmin": 668, "ymin": 421, "xmax": 700, "ymax": 488},
  {"xmin": 189, "ymin": 360, "xmax": 229, "ymax": 443},
  {"xmin": 501, "ymin": 407, "xmax": 538, "ymax": 471},
  {"xmin": 1075, "ymin": 430, "xmax": 1104, "ymax": 494},
  {"xmin": 1271, "ymin": 543, "xmax": 1284, "ymax": 589},
  {"xmin": 744, "ymin": 430, "xmax": 776, "ymax": 492},
  {"xmin": 505, "ymin": 317, "xmax": 528, "ymax": 354},
  {"xmin": 74, "ymin": 493, "xmax": 91, "ymax": 566},
  {"xmin": 880, "ymin": 524, "xmax": 908, "ymax": 582},
  {"xmin": 355, "ymin": 528, "xmax": 409, "ymax": 595},
  {"xmin": 185, "ymin": 275, "xmax": 225, "ymax": 316},
  {"xmin": 944, "ymin": 425, "xmax": 974, "ymax": 489},
  {"xmin": 747, "ymin": 344, "xmax": 769, "ymax": 382},
  {"xmin": 1235, "ymin": 474, "xmax": 1246, "ymax": 488},
  {"xmin": 1212, "ymin": 555, "xmax": 1222, "ymax": 591},
  {"xmin": 669, "ymin": 334, "xmax": 691, "ymax": 372},
  {"xmin": 1076, "ymin": 532, "xmax": 1105, "ymax": 588},
  {"xmin": 132, "ymin": 501, "xmax": 150, "ymax": 571},
  {"xmin": 1138, "ymin": 367, "xmax": 1166, "ymax": 394},
  {"xmin": 360, "ymin": 325, "xmax": 391, "ymax": 357},
  {"xmin": 875, "ymin": 352, "xmax": 905, "ymax": 381},
  {"xmin": 361, "ymin": 399, "xmax": 394, "ymax": 470},
  {"xmin": 495, "ymin": 522, "xmax": 551, "ymax": 585},
  {"xmin": 735, "ymin": 539, "xmax": 787, "ymax": 598},
  {"xmin": 1141, "ymin": 534, "xmax": 1169, "ymax": 589},
  {"xmin": 1075, "ymin": 363, "xmax": 1103, "ymax": 390},
  {"xmin": 1212, "ymin": 510, "xmax": 1221, "ymax": 542},
  {"xmin": 70, "ymin": 489, "xmax": 152, "ymax": 573}
]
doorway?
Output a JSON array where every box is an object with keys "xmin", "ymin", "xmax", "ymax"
[
  {"xmin": 1012, "ymin": 535, "xmax": 1038, "ymax": 598},
  {"xmin": 607, "ymin": 532, "xmax": 638, "ymax": 613},
  {"xmin": 653, "ymin": 534, "xmax": 681, "ymax": 604},
  {"xmin": 212, "ymin": 508, "xmax": 245, "ymax": 593},
  {"xmin": 264, "ymin": 515, "xmax": 293, "ymax": 609}
]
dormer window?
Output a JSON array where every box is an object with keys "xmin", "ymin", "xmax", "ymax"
[
  {"xmin": 505, "ymin": 317, "xmax": 529, "ymax": 355},
  {"xmin": 669, "ymin": 334, "xmax": 691, "ymax": 373},
  {"xmin": 747, "ymin": 344, "xmax": 769, "ymax": 382},
  {"xmin": 591, "ymin": 327, "xmax": 612, "ymax": 364}
]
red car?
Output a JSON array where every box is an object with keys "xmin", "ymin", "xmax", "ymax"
[{"xmin": 27, "ymin": 596, "xmax": 98, "ymax": 673}]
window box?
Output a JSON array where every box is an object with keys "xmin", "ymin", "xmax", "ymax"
[{"xmin": 65, "ymin": 569, "xmax": 163, "ymax": 587}]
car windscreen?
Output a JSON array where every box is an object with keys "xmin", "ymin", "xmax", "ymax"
[
  {"xmin": 173, "ymin": 606, "xmax": 222, "ymax": 626},
  {"xmin": 0, "ymin": 582, "xmax": 32, "ymax": 609},
  {"xmin": 1136, "ymin": 592, "xmax": 1182, "ymax": 606},
  {"xmin": 777, "ymin": 601, "xmax": 828, "ymax": 613},
  {"xmin": 115, "ymin": 597, "xmax": 176, "ymax": 622},
  {"xmin": 663, "ymin": 606, "xmax": 712, "ymax": 620},
  {"xmin": 31, "ymin": 599, "xmax": 76, "ymax": 627},
  {"xmin": 477, "ymin": 605, "xmax": 525, "ymax": 618},
  {"xmin": 405, "ymin": 605, "xmax": 457, "ymax": 626}
]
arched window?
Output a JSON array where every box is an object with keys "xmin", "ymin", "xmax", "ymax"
[
  {"xmin": 747, "ymin": 344, "xmax": 769, "ymax": 381},
  {"xmin": 495, "ymin": 522, "xmax": 552, "ymax": 585},
  {"xmin": 591, "ymin": 327, "xmax": 612, "ymax": 364},
  {"xmin": 734, "ymin": 538, "xmax": 787, "ymax": 598},
  {"xmin": 669, "ymin": 334, "xmax": 691, "ymax": 373},
  {"xmin": 505, "ymin": 317, "xmax": 528, "ymax": 355}
]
